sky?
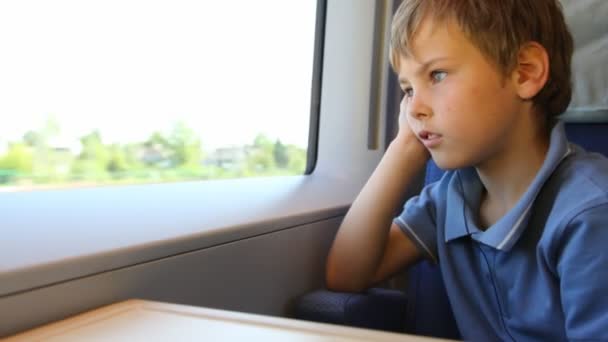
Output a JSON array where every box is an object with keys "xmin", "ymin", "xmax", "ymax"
[{"xmin": 0, "ymin": 0, "xmax": 316, "ymax": 152}]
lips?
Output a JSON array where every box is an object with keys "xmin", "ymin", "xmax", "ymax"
[
  {"xmin": 418, "ymin": 130, "xmax": 443, "ymax": 148},
  {"xmin": 418, "ymin": 130, "xmax": 442, "ymax": 140}
]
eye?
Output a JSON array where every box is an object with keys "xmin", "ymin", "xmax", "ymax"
[
  {"xmin": 403, "ymin": 87, "xmax": 414, "ymax": 98},
  {"xmin": 431, "ymin": 70, "xmax": 447, "ymax": 83}
]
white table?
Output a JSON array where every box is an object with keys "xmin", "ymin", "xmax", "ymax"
[{"xmin": 5, "ymin": 299, "xmax": 454, "ymax": 341}]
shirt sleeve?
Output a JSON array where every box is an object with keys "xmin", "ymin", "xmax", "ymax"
[
  {"xmin": 557, "ymin": 203, "xmax": 608, "ymax": 340},
  {"xmin": 393, "ymin": 180, "xmax": 443, "ymax": 263}
]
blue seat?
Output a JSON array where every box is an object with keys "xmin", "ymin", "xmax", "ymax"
[
  {"xmin": 294, "ymin": 287, "xmax": 409, "ymax": 333},
  {"xmin": 564, "ymin": 122, "xmax": 608, "ymax": 156},
  {"xmin": 294, "ymin": 120, "xmax": 608, "ymax": 339}
]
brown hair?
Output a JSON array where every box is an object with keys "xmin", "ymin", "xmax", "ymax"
[{"xmin": 390, "ymin": 0, "xmax": 574, "ymax": 117}]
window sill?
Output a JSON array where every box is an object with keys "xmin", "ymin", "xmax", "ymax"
[{"xmin": 0, "ymin": 174, "xmax": 354, "ymax": 297}]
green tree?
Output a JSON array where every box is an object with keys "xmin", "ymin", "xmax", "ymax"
[
  {"xmin": 79, "ymin": 131, "xmax": 110, "ymax": 164},
  {"xmin": 0, "ymin": 143, "xmax": 34, "ymax": 184},
  {"xmin": 246, "ymin": 150, "xmax": 275, "ymax": 174},
  {"xmin": 273, "ymin": 140, "xmax": 289, "ymax": 168},
  {"xmin": 287, "ymin": 145, "xmax": 306, "ymax": 174},
  {"xmin": 23, "ymin": 130, "xmax": 43, "ymax": 147},
  {"xmin": 121, "ymin": 143, "xmax": 145, "ymax": 170},
  {"xmin": 142, "ymin": 131, "xmax": 172, "ymax": 168},
  {"xmin": 254, "ymin": 134, "xmax": 273, "ymax": 149},
  {"xmin": 106, "ymin": 144, "xmax": 130, "ymax": 176},
  {"xmin": 22, "ymin": 117, "xmax": 62, "ymax": 182},
  {"xmin": 0, "ymin": 143, "xmax": 33, "ymax": 172},
  {"xmin": 168, "ymin": 121, "xmax": 203, "ymax": 167},
  {"xmin": 245, "ymin": 134, "xmax": 276, "ymax": 175},
  {"xmin": 72, "ymin": 131, "xmax": 111, "ymax": 180}
]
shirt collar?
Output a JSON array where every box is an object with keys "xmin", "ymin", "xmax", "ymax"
[{"xmin": 445, "ymin": 121, "xmax": 572, "ymax": 250}]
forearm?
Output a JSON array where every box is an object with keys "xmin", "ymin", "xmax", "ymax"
[{"xmin": 326, "ymin": 135, "xmax": 428, "ymax": 291}]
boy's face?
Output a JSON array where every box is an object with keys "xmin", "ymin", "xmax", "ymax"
[{"xmin": 397, "ymin": 17, "xmax": 525, "ymax": 170}]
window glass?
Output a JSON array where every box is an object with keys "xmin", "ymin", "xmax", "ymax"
[{"xmin": 0, "ymin": 0, "xmax": 317, "ymax": 191}]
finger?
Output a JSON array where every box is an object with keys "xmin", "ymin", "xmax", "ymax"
[{"xmin": 399, "ymin": 97, "xmax": 407, "ymax": 114}]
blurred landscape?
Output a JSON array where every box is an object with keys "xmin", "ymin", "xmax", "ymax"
[{"xmin": 0, "ymin": 118, "xmax": 307, "ymax": 191}]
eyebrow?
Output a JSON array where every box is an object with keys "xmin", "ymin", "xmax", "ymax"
[{"xmin": 398, "ymin": 56, "xmax": 450, "ymax": 85}]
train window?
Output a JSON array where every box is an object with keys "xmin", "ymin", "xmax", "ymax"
[{"xmin": 0, "ymin": 0, "xmax": 319, "ymax": 191}]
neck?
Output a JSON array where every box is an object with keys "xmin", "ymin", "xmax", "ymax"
[{"xmin": 476, "ymin": 116, "xmax": 550, "ymax": 218}]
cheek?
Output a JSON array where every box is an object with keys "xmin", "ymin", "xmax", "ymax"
[
  {"xmin": 435, "ymin": 88, "xmax": 470, "ymax": 125},
  {"xmin": 436, "ymin": 85, "xmax": 500, "ymax": 138}
]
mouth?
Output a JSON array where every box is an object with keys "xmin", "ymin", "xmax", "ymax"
[{"xmin": 418, "ymin": 130, "xmax": 443, "ymax": 148}]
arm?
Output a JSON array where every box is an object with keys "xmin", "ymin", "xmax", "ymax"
[
  {"xmin": 558, "ymin": 203, "xmax": 608, "ymax": 339},
  {"xmin": 325, "ymin": 106, "xmax": 429, "ymax": 292}
]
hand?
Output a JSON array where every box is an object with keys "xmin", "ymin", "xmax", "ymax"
[
  {"xmin": 396, "ymin": 97, "xmax": 419, "ymax": 143},
  {"xmin": 391, "ymin": 97, "xmax": 430, "ymax": 162}
]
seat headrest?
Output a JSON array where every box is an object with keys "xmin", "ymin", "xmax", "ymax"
[{"xmin": 559, "ymin": 0, "xmax": 608, "ymax": 123}]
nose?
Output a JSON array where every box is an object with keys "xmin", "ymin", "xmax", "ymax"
[{"xmin": 406, "ymin": 90, "xmax": 432, "ymax": 121}]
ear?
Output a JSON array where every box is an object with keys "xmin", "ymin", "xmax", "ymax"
[{"xmin": 511, "ymin": 42, "xmax": 549, "ymax": 100}]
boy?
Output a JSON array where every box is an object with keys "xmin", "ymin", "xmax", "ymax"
[{"xmin": 326, "ymin": 0, "xmax": 608, "ymax": 340}]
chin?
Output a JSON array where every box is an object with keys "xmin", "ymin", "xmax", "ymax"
[{"xmin": 430, "ymin": 153, "xmax": 472, "ymax": 170}]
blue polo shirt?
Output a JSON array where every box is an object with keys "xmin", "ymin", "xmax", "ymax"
[{"xmin": 395, "ymin": 121, "xmax": 608, "ymax": 341}]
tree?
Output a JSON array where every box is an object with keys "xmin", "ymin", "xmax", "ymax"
[
  {"xmin": 21, "ymin": 117, "xmax": 62, "ymax": 181},
  {"xmin": 287, "ymin": 145, "xmax": 306, "ymax": 174},
  {"xmin": 23, "ymin": 130, "xmax": 43, "ymax": 147},
  {"xmin": 0, "ymin": 143, "xmax": 33, "ymax": 184},
  {"xmin": 78, "ymin": 131, "xmax": 110, "ymax": 164},
  {"xmin": 168, "ymin": 121, "xmax": 203, "ymax": 167},
  {"xmin": 245, "ymin": 134, "xmax": 276, "ymax": 175},
  {"xmin": 273, "ymin": 140, "xmax": 289, "ymax": 168},
  {"xmin": 106, "ymin": 144, "xmax": 130, "ymax": 176},
  {"xmin": 0, "ymin": 143, "xmax": 33, "ymax": 172},
  {"xmin": 245, "ymin": 149, "xmax": 275, "ymax": 174},
  {"xmin": 72, "ymin": 131, "xmax": 111, "ymax": 180},
  {"xmin": 143, "ymin": 132, "xmax": 172, "ymax": 167}
]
